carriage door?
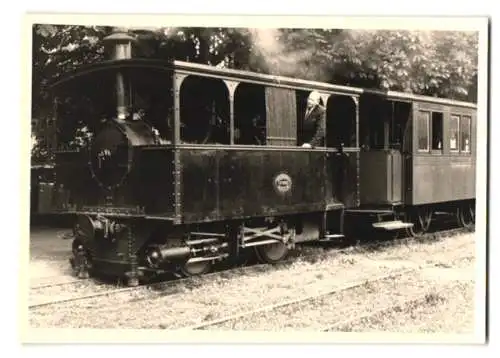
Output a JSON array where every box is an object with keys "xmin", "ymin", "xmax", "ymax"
[
  {"xmin": 265, "ymin": 87, "xmax": 297, "ymax": 146},
  {"xmin": 380, "ymin": 100, "xmax": 411, "ymax": 205},
  {"xmin": 325, "ymin": 94, "xmax": 359, "ymax": 208},
  {"xmin": 402, "ymin": 102, "xmax": 415, "ymax": 205}
]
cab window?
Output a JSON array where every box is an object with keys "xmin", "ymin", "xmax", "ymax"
[
  {"xmin": 431, "ymin": 112, "xmax": 443, "ymax": 151},
  {"xmin": 460, "ymin": 115, "xmax": 471, "ymax": 153},
  {"xmin": 449, "ymin": 115, "xmax": 460, "ymax": 151}
]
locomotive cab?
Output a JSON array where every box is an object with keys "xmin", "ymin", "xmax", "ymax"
[
  {"xmin": 49, "ymin": 54, "xmax": 367, "ymax": 283},
  {"xmin": 49, "ymin": 60, "xmax": 174, "ymax": 208}
]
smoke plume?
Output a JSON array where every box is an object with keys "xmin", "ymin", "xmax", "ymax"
[
  {"xmin": 126, "ymin": 26, "xmax": 328, "ymax": 80},
  {"xmin": 246, "ymin": 28, "xmax": 326, "ymax": 80}
]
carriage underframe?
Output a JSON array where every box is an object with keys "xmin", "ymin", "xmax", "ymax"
[
  {"xmin": 69, "ymin": 195, "xmax": 475, "ymax": 287},
  {"xmin": 69, "ymin": 207, "xmax": 344, "ymax": 286}
]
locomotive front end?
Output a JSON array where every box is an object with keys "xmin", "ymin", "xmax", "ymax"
[
  {"xmin": 69, "ymin": 117, "xmax": 166, "ymax": 283},
  {"xmin": 49, "ymin": 29, "xmax": 176, "ymax": 285}
]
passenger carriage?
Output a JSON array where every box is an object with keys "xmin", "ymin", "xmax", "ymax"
[{"xmin": 356, "ymin": 90, "xmax": 476, "ymax": 235}]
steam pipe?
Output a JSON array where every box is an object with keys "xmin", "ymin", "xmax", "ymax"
[
  {"xmin": 146, "ymin": 246, "xmax": 192, "ymax": 269},
  {"xmin": 115, "ymin": 72, "xmax": 127, "ymax": 119},
  {"xmin": 146, "ymin": 241, "xmax": 229, "ymax": 269},
  {"xmin": 103, "ymin": 29, "xmax": 137, "ymax": 120}
]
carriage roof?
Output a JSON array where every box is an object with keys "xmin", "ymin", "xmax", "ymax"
[{"xmin": 48, "ymin": 58, "xmax": 477, "ymax": 110}]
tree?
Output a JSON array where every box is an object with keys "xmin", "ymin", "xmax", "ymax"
[
  {"xmin": 31, "ymin": 25, "xmax": 479, "ymax": 163},
  {"xmin": 32, "ymin": 24, "xmax": 112, "ymax": 163},
  {"xmin": 217, "ymin": 28, "xmax": 478, "ymax": 101},
  {"xmin": 297, "ymin": 29, "xmax": 478, "ymax": 101}
]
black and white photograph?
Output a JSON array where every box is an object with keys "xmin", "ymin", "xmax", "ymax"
[{"xmin": 20, "ymin": 13, "xmax": 489, "ymax": 344}]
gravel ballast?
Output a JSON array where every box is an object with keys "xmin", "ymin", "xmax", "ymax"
[{"xmin": 28, "ymin": 233, "xmax": 477, "ymax": 332}]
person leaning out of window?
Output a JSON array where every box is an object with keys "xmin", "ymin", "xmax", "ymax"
[{"xmin": 301, "ymin": 91, "xmax": 326, "ymax": 149}]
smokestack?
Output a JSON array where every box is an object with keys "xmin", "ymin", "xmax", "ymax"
[{"xmin": 103, "ymin": 29, "xmax": 137, "ymax": 120}]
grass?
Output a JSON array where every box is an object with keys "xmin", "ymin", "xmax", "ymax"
[
  {"xmin": 28, "ymin": 230, "xmax": 476, "ymax": 332},
  {"xmin": 340, "ymin": 282, "xmax": 474, "ymax": 333}
]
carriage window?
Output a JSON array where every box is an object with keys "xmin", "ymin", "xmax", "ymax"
[
  {"xmin": 179, "ymin": 76, "xmax": 230, "ymax": 144},
  {"xmin": 450, "ymin": 115, "xmax": 460, "ymax": 152},
  {"xmin": 234, "ymin": 83, "xmax": 266, "ymax": 145},
  {"xmin": 461, "ymin": 115, "xmax": 471, "ymax": 153},
  {"xmin": 390, "ymin": 102, "xmax": 409, "ymax": 150},
  {"xmin": 325, "ymin": 95, "xmax": 357, "ymax": 148},
  {"xmin": 431, "ymin": 112, "xmax": 443, "ymax": 151},
  {"xmin": 417, "ymin": 111, "xmax": 430, "ymax": 151},
  {"xmin": 130, "ymin": 70, "xmax": 174, "ymax": 142}
]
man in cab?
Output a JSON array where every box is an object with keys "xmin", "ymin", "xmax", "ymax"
[{"xmin": 301, "ymin": 91, "xmax": 326, "ymax": 149}]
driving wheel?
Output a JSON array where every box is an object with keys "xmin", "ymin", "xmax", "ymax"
[
  {"xmin": 254, "ymin": 242, "xmax": 289, "ymax": 264},
  {"xmin": 178, "ymin": 260, "xmax": 213, "ymax": 277}
]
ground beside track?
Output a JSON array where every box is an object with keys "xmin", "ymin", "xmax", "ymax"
[
  {"xmin": 27, "ymin": 227, "xmax": 478, "ymax": 333},
  {"xmin": 28, "ymin": 228, "xmax": 73, "ymax": 286}
]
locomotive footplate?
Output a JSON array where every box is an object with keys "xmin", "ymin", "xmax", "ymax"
[
  {"xmin": 372, "ymin": 220, "xmax": 414, "ymax": 231},
  {"xmin": 344, "ymin": 208, "xmax": 414, "ymax": 231}
]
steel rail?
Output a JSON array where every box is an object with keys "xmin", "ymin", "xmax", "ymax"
[
  {"xmin": 28, "ymin": 226, "xmax": 472, "ymax": 310},
  {"xmin": 320, "ymin": 284, "xmax": 458, "ymax": 332},
  {"xmin": 174, "ymin": 267, "xmax": 418, "ymax": 331},
  {"xmin": 30, "ymin": 278, "xmax": 90, "ymax": 290}
]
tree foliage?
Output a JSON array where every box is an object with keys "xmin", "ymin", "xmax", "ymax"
[
  {"xmin": 31, "ymin": 24, "xmax": 479, "ymax": 163},
  {"xmin": 234, "ymin": 28, "xmax": 478, "ymax": 101},
  {"xmin": 338, "ymin": 30, "xmax": 478, "ymax": 100}
]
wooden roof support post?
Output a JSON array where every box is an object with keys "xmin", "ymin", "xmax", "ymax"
[{"xmin": 224, "ymin": 80, "xmax": 239, "ymax": 145}]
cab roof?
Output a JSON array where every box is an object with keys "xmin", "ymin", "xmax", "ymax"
[{"xmin": 48, "ymin": 58, "xmax": 477, "ymax": 109}]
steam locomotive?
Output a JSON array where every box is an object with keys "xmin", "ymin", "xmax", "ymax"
[{"xmin": 43, "ymin": 31, "xmax": 476, "ymax": 286}]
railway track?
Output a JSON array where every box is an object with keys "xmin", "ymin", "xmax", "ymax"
[
  {"xmin": 28, "ymin": 226, "xmax": 473, "ymax": 310},
  {"xmin": 28, "ymin": 255, "xmax": 309, "ymax": 310},
  {"xmin": 174, "ymin": 267, "xmax": 419, "ymax": 330},
  {"xmin": 30, "ymin": 276, "xmax": 89, "ymax": 290},
  {"xmin": 175, "ymin": 259, "xmax": 470, "ymax": 332},
  {"xmin": 320, "ymin": 284, "xmax": 455, "ymax": 332}
]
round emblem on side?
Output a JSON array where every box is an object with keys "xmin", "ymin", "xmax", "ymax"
[{"xmin": 273, "ymin": 173, "xmax": 293, "ymax": 194}]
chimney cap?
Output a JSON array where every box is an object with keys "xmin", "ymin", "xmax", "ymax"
[{"xmin": 103, "ymin": 31, "xmax": 138, "ymax": 43}]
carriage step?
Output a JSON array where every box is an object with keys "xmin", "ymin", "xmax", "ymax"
[
  {"xmin": 434, "ymin": 211, "xmax": 454, "ymax": 216},
  {"xmin": 345, "ymin": 209, "xmax": 395, "ymax": 215},
  {"xmin": 372, "ymin": 220, "xmax": 414, "ymax": 231},
  {"xmin": 319, "ymin": 234, "xmax": 345, "ymax": 241}
]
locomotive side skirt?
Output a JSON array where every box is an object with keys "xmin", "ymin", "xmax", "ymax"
[{"xmin": 178, "ymin": 146, "xmax": 343, "ymax": 223}]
